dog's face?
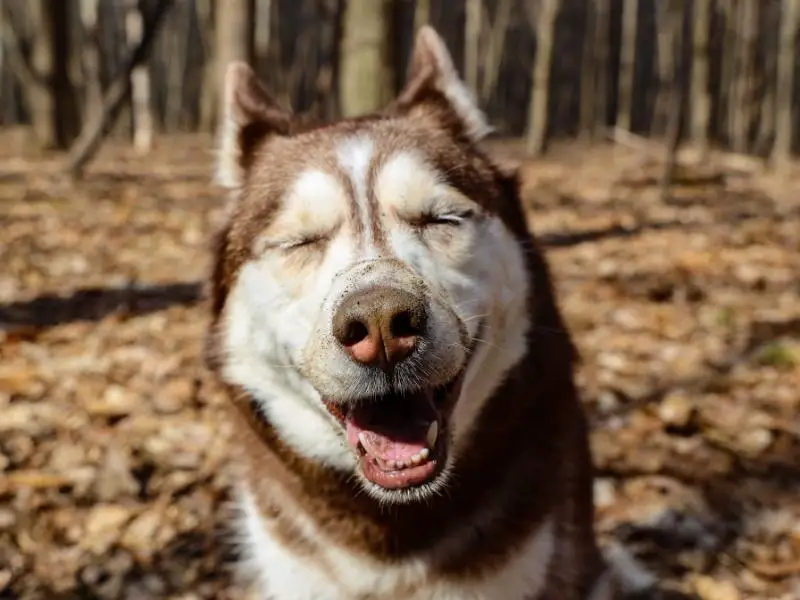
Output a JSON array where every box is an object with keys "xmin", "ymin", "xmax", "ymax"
[{"xmin": 209, "ymin": 28, "xmax": 530, "ymax": 504}]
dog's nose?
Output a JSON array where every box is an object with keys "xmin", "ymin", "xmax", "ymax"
[{"xmin": 332, "ymin": 287, "xmax": 427, "ymax": 370}]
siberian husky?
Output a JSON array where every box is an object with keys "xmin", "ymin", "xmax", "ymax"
[{"xmin": 205, "ymin": 25, "xmax": 641, "ymax": 600}]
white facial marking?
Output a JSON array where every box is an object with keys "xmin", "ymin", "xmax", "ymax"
[
  {"xmin": 336, "ymin": 136, "xmax": 376, "ymax": 254},
  {"xmin": 221, "ymin": 140, "xmax": 530, "ymax": 497},
  {"xmin": 261, "ymin": 169, "xmax": 347, "ymax": 247}
]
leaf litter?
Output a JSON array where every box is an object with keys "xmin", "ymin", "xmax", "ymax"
[{"xmin": 1, "ymin": 135, "xmax": 799, "ymax": 599}]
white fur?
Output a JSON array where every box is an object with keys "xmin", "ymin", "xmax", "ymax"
[
  {"xmin": 238, "ymin": 486, "xmax": 555, "ymax": 600},
  {"xmin": 217, "ymin": 33, "xmax": 539, "ymax": 595},
  {"xmin": 221, "ymin": 145, "xmax": 529, "ymax": 485},
  {"xmin": 215, "ymin": 111, "xmax": 241, "ymax": 189},
  {"xmin": 336, "ymin": 136, "xmax": 379, "ymax": 253}
]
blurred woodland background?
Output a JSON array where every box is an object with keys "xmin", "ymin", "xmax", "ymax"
[{"xmin": 1, "ymin": 0, "xmax": 800, "ymax": 171}]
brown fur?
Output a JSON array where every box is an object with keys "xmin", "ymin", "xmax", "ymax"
[{"xmin": 205, "ymin": 28, "xmax": 615, "ymax": 599}]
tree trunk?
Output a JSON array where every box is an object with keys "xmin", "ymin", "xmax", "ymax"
[
  {"xmin": 126, "ymin": 0, "xmax": 154, "ymax": 153},
  {"xmin": 689, "ymin": 0, "xmax": 711, "ymax": 150},
  {"xmin": 718, "ymin": 0, "xmax": 735, "ymax": 144},
  {"xmin": 464, "ymin": 0, "xmax": 481, "ymax": 94},
  {"xmin": 526, "ymin": 0, "xmax": 560, "ymax": 155},
  {"xmin": 592, "ymin": 0, "xmax": 610, "ymax": 134},
  {"xmin": 616, "ymin": 0, "xmax": 637, "ymax": 132},
  {"xmin": 196, "ymin": 0, "xmax": 216, "ymax": 132},
  {"xmin": 79, "ymin": 0, "xmax": 103, "ymax": 121},
  {"xmin": 27, "ymin": 0, "xmax": 78, "ymax": 149},
  {"xmin": 65, "ymin": 0, "xmax": 174, "ymax": 176},
  {"xmin": 414, "ymin": 0, "xmax": 431, "ymax": 32},
  {"xmin": 653, "ymin": 0, "xmax": 676, "ymax": 136},
  {"xmin": 254, "ymin": 0, "xmax": 272, "ymax": 69},
  {"xmin": 772, "ymin": 0, "xmax": 799, "ymax": 168},
  {"xmin": 579, "ymin": 2, "xmax": 595, "ymax": 137},
  {"xmin": 163, "ymin": 5, "xmax": 189, "ymax": 132},
  {"xmin": 661, "ymin": 1, "xmax": 687, "ymax": 202},
  {"xmin": 730, "ymin": 0, "xmax": 757, "ymax": 152},
  {"xmin": 215, "ymin": 0, "xmax": 255, "ymax": 129},
  {"xmin": 480, "ymin": 0, "xmax": 513, "ymax": 104},
  {"xmin": 339, "ymin": 0, "xmax": 393, "ymax": 118}
]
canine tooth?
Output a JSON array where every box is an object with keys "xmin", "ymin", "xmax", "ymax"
[
  {"xmin": 358, "ymin": 432, "xmax": 368, "ymax": 448},
  {"xmin": 419, "ymin": 448, "xmax": 430, "ymax": 460},
  {"xmin": 427, "ymin": 421, "xmax": 438, "ymax": 448}
]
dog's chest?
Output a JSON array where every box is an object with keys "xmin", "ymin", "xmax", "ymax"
[{"xmin": 239, "ymin": 493, "xmax": 556, "ymax": 600}]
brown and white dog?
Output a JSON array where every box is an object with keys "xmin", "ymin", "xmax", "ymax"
[{"xmin": 205, "ymin": 26, "xmax": 649, "ymax": 600}]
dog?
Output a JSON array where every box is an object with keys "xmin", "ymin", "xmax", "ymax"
[{"xmin": 204, "ymin": 25, "xmax": 636, "ymax": 600}]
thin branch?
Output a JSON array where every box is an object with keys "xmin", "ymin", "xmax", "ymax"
[{"xmin": 64, "ymin": 0, "xmax": 175, "ymax": 177}]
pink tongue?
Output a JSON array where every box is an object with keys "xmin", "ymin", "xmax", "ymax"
[
  {"xmin": 346, "ymin": 420, "xmax": 429, "ymax": 462},
  {"xmin": 344, "ymin": 392, "xmax": 438, "ymax": 464}
]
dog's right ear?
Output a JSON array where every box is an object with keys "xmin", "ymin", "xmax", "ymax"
[
  {"xmin": 392, "ymin": 26, "xmax": 491, "ymax": 143},
  {"xmin": 216, "ymin": 62, "xmax": 292, "ymax": 189}
]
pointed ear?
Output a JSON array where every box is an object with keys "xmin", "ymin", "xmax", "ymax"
[
  {"xmin": 393, "ymin": 26, "xmax": 491, "ymax": 142},
  {"xmin": 216, "ymin": 62, "xmax": 292, "ymax": 189}
]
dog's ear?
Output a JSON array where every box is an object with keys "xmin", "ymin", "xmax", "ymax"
[
  {"xmin": 216, "ymin": 62, "xmax": 293, "ymax": 189},
  {"xmin": 392, "ymin": 26, "xmax": 491, "ymax": 142}
]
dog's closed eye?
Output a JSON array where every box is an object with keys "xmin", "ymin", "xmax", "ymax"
[
  {"xmin": 254, "ymin": 233, "xmax": 330, "ymax": 255},
  {"xmin": 410, "ymin": 209, "xmax": 475, "ymax": 228},
  {"xmin": 279, "ymin": 235, "xmax": 328, "ymax": 251}
]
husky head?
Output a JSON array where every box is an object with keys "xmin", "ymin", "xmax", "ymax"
[{"xmin": 207, "ymin": 27, "xmax": 531, "ymax": 504}]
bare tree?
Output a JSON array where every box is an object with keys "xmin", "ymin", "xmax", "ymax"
[
  {"xmin": 772, "ymin": 0, "xmax": 799, "ymax": 168},
  {"xmin": 414, "ymin": 0, "xmax": 431, "ymax": 32},
  {"xmin": 215, "ymin": 0, "xmax": 255, "ymax": 129},
  {"xmin": 339, "ymin": 0, "xmax": 393, "ymax": 118},
  {"xmin": 162, "ymin": 3, "xmax": 190, "ymax": 131},
  {"xmin": 480, "ymin": 0, "xmax": 513, "ymax": 104},
  {"xmin": 125, "ymin": 0, "xmax": 154, "ymax": 152},
  {"xmin": 653, "ymin": 0, "xmax": 677, "ymax": 136},
  {"xmin": 616, "ymin": 0, "xmax": 637, "ymax": 132},
  {"xmin": 2, "ymin": 1, "xmax": 78, "ymax": 149},
  {"xmin": 525, "ymin": 0, "xmax": 561, "ymax": 155},
  {"xmin": 730, "ymin": 0, "xmax": 758, "ymax": 152},
  {"xmin": 689, "ymin": 0, "xmax": 711, "ymax": 150},
  {"xmin": 196, "ymin": 0, "xmax": 216, "ymax": 132},
  {"xmin": 718, "ymin": 0, "xmax": 735, "ymax": 142},
  {"xmin": 593, "ymin": 0, "xmax": 610, "ymax": 134},
  {"xmin": 79, "ymin": 0, "xmax": 103, "ymax": 120},
  {"xmin": 661, "ymin": 0, "xmax": 687, "ymax": 202},
  {"xmin": 580, "ymin": 0, "xmax": 609, "ymax": 138},
  {"xmin": 578, "ymin": 1, "xmax": 595, "ymax": 137},
  {"xmin": 755, "ymin": 7, "xmax": 778, "ymax": 156},
  {"xmin": 66, "ymin": 0, "xmax": 175, "ymax": 176},
  {"xmin": 465, "ymin": 0, "xmax": 481, "ymax": 94}
]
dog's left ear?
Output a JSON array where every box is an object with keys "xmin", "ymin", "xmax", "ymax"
[
  {"xmin": 216, "ymin": 62, "xmax": 293, "ymax": 189},
  {"xmin": 392, "ymin": 26, "xmax": 491, "ymax": 142}
]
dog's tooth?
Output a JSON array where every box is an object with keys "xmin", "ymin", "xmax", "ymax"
[
  {"xmin": 358, "ymin": 432, "xmax": 368, "ymax": 448},
  {"xmin": 419, "ymin": 448, "xmax": 430, "ymax": 460},
  {"xmin": 427, "ymin": 421, "xmax": 438, "ymax": 448}
]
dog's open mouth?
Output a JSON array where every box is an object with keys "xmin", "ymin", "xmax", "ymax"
[{"xmin": 323, "ymin": 373, "xmax": 465, "ymax": 490}]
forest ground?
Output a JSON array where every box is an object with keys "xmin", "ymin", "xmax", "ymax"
[{"xmin": 1, "ymin": 130, "xmax": 799, "ymax": 599}]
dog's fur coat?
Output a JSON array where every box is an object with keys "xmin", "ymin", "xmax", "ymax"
[{"xmin": 205, "ymin": 26, "xmax": 636, "ymax": 600}]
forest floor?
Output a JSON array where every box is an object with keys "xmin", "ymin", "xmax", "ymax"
[{"xmin": 1, "ymin": 130, "xmax": 799, "ymax": 599}]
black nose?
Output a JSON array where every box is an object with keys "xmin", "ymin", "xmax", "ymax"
[{"xmin": 332, "ymin": 286, "xmax": 428, "ymax": 371}]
